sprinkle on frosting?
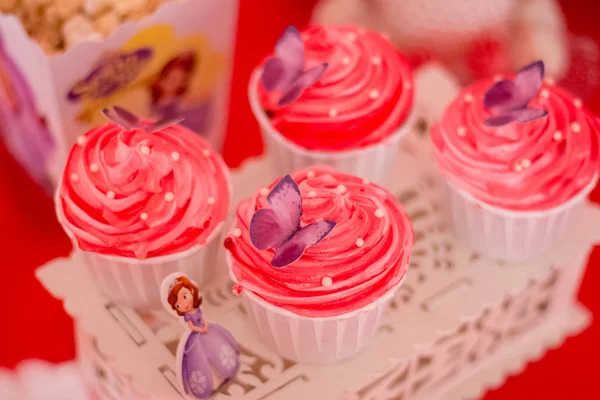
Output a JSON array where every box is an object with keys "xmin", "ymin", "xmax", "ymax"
[
  {"xmin": 432, "ymin": 78, "xmax": 600, "ymax": 211},
  {"xmin": 362, "ymin": 178, "xmax": 370, "ymax": 184},
  {"xmin": 257, "ymin": 25, "xmax": 414, "ymax": 152},
  {"xmin": 337, "ymin": 185, "xmax": 347, "ymax": 194},
  {"xmin": 308, "ymin": 190, "xmax": 317, "ymax": 198},
  {"xmin": 225, "ymin": 166, "xmax": 414, "ymax": 317},
  {"xmin": 57, "ymin": 121, "xmax": 231, "ymax": 258},
  {"xmin": 321, "ymin": 276, "xmax": 333, "ymax": 287},
  {"xmin": 259, "ymin": 187, "xmax": 269, "ymax": 196},
  {"xmin": 207, "ymin": 197, "xmax": 216, "ymax": 205},
  {"xmin": 540, "ymin": 89, "xmax": 550, "ymax": 99},
  {"xmin": 307, "ymin": 170, "xmax": 315, "ymax": 178},
  {"xmin": 375, "ymin": 209, "xmax": 385, "ymax": 218},
  {"xmin": 140, "ymin": 145, "xmax": 150, "ymax": 155},
  {"xmin": 464, "ymin": 94, "xmax": 474, "ymax": 103},
  {"xmin": 202, "ymin": 149, "xmax": 211, "ymax": 157},
  {"xmin": 70, "ymin": 173, "xmax": 79, "ymax": 182},
  {"xmin": 77, "ymin": 136, "xmax": 86, "ymax": 146},
  {"xmin": 457, "ymin": 126, "xmax": 466, "ymax": 136},
  {"xmin": 329, "ymin": 109, "xmax": 338, "ymax": 117},
  {"xmin": 574, "ymin": 98, "xmax": 583, "ymax": 108},
  {"xmin": 233, "ymin": 228, "xmax": 242, "ymax": 237},
  {"xmin": 355, "ymin": 238, "xmax": 365, "ymax": 247}
]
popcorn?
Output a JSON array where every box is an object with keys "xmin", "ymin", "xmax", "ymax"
[
  {"xmin": 83, "ymin": 0, "xmax": 111, "ymax": 17},
  {"xmin": 2, "ymin": 0, "xmax": 179, "ymax": 54},
  {"xmin": 62, "ymin": 14, "xmax": 102, "ymax": 48},
  {"xmin": 93, "ymin": 11, "xmax": 120, "ymax": 37}
]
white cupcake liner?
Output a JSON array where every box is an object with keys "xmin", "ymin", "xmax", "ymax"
[
  {"xmin": 54, "ymin": 168, "xmax": 232, "ymax": 309},
  {"xmin": 248, "ymin": 69, "xmax": 415, "ymax": 186},
  {"xmin": 227, "ymin": 253, "xmax": 405, "ymax": 364},
  {"xmin": 441, "ymin": 174, "xmax": 599, "ymax": 262}
]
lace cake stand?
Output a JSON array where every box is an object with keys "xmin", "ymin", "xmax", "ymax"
[{"xmin": 36, "ymin": 65, "xmax": 600, "ymax": 400}]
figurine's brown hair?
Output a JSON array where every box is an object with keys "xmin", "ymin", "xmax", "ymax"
[
  {"xmin": 167, "ymin": 275, "xmax": 202, "ymax": 316},
  {"xmin": 151, "ymin": 52, "xmax": 197, "ymax": 102}
]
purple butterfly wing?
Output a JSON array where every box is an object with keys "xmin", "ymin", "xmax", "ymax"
[
  {"xmin": 261, "ymin": 26, "xmax": 304, "ymax": 92},
  {"xmin": 278, "ymin": 63, "xmax": 328, "ymax": 107},
  {"xmin": 147, "ymin": 116, "xmax": 185, "ymax": 133},
  {"xmin": 249, "ymin": 175, "xmax": 302, "ymax": 250},
  {"xmin": 484, "ymin": 107, "xmax": 547, "ymax": 127},
  {"xmin": 103, "ymin": 107, "xmax": 140, "ymax": 130},
  {"xmin": 249, "ymin": 209, "xmax": 292, "ymax": 250},
  {"xmin": 275, "ymin": 26, "xmax": 304, "ymax": 72},
  {"xmin": 271, "ymin": 220, "xmax": 336, "ymax": 268},
  {"xmin": 515, "ymin": 60, "xmax": 544, "ymax": 104},
  {"xmin": 483, "ymin": 80, "xmax": 520, "ymax": 113},
  {"xmin": 514, "ymin": 107, "xmax": 548, "ymax": 123}
]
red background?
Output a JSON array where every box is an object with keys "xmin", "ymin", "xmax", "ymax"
[{"xmin": 1, "ymin": 1, "xmax": 599, "ymax": 398}]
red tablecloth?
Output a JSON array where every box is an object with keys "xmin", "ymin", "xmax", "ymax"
[{"xmin": 1, "ymin": 1, "xmax": 599, "ymax": 398}]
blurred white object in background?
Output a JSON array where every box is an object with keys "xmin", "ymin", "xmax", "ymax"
[
  {"xmin": 313, "ymin": 0, "xmax": 569, "ymax": 83},
  {"xmin": 0, "ymin": 360, "xmax": 94, "ymax": 400}
]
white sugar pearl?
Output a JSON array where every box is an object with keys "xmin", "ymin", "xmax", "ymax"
[
  {"xmin": 329, "ymin": 109, "xmax": 338, "ymax": 117},
  {"xmin": 140, "ymin": 213, "xmax": 148, "ymax": 221},
  {"xmin": 574, "ymin": 98, "xmax": 583, "ymax": 108},
  {"xmin": 259, "ymin": 187, "xmax": 269, "ymax": 196},
  {"xmin": 140, "ymin": 145, "xmax": 151, "ymax": 155},
  {"xmin": 207, "ymin": 197, "xmax": 216, "ymax": 205},
  {"xmin": 371, "ymin": 56, "xmax": 381, "ymax": 65},
  {"xmin": 77, "ymin": 136, "xmax": 86, "ymax": 146},
  {"xmin": 321, "ymin": 276, "xmax": 333, "ymax": 287},
  {"xmin": 307, "ymin": 170, "xmax": 315, "ymax": 178},
  {"xmin": 342, "ymin": 56, "xmax": 351, "ymax": 65},
  {"xmin": 540, "ymin": 89, "xmax": 549, "ymax": 99},
  {"xmin": 521, "ymin": 159, "xmax": 531, "ymax": 168},
  {"xmin": 494, "ymin": 74, "xmax": 503, "ymax": 82},
  {"xmin": 337, "ymin": 185, "xmax": 347, "ymax": 194},
  {"xmin": 514, "ymin": 164, "xmax": 523, "ymax": 172},
  {"xmin": 347, "ymin": 33, "xmax": 356, "ymax": 41},
  {"xmin": 369, "ymin": 89, "xmax": 380, "ymax": 99},
  {"xmin": 202, "ymin": 149, "xmax": 210, "ymax": 157},
  {"xmin": 233, "ymin": 228, "xmax": 242, "ymax": 237},
  {"xmin": 571, "ymin": 122, "xmax": 581, "ymax": 133},
  {"xmin": 165, "ymin": 192, "xmax": 175, "ymax": 202},
  {"xmin": 375, "ymin": 209, "xmax": 385, "ymax": 218},
  {"xmin": 553, "ymin": 131, "xmax": 563, "ymax": 141},
  {"xmin": 464, "ymin": 94, "xmax": 473, "ymax": 103},
  {"xmin": 308, "ymin": 191, "xmax": 317, "ymax": 198},
  {"xmin": 355, "ymin": 238, "xmax": 365, "ymax": 247},
  {"xmin": 106, "ymin": 190, "xmax": 115, "ymax": 199},
  {"xmin": 70, "ymin": 173, "xmax": 79, "ymax": 182},
  {"xmin": 171, "ymin": 151, "xmax": 180, "ymax": 161},
  {"xmin": 362, "ymin": 178, "xmax": 370, "ymax": 184},
  {"xmin": 90, "ymin": 163, "xmax": 99, "ymax": 173},
  {"xmin": 457, "ymin": 126, "xmax": 467, "ymax": 137}
]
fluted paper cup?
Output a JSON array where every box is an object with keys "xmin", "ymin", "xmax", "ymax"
[
  {"xmin": 441, "ymin": 174, "xmax": 599, "ymax": 262},
  {"xmin": 227, "ymin": 253, "xmax": 404, "ymax": 364},
  {"xmin": 248, "ymin": 70, "xmax": 414, "ymax": 187}
]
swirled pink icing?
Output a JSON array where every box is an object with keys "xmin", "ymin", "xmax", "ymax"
[
  {"xmin": 57, "ymin": 122, "xmax": 231, "ymax": 258},
  {"xmin": 257, "ymin": 25, "xmax": 414, "ymax": 151},
  {"xmin": 224, "ymin": 166, "xmax": 414, "ymax": 317},
  {"xmin": 432, "ymin": 79, "xmax": 600, "ymax": 211}
]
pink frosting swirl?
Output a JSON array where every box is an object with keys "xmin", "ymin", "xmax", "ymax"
[
  {"xmin": 432, "ymin": 79, "xmax": 600, "ymax": 211},
  {"xmin": 224, "ymin": 166, "xmax": 414, "ymax": 317},
  {"xmin": 257, "ymin": 25, "xmax": 414, "ymax": 151},
  {"xmin": 57, "ymin": 122, "xmax": 231, "ymax": 258}
]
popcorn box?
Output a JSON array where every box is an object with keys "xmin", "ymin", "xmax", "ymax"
[
  {"xmin": 37, "ymin": 65, "xmax": 599, "ymax": 399},
  {"xmin": 0, "ymin": 0, "xmax": 238, "ymax": 188}
]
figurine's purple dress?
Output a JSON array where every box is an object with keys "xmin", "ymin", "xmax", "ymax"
[{"xmin": 181, "ymin": 308, "xmax": 240, "ymax": 398}]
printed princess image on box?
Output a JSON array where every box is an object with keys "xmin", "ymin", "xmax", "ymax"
[
  {"xmin": 67, "ymin": 25, "xmax": 226, "ymax": 137},
  {"xmin": 161, "ymin": 273, "xmax": 240, "ymax": 399}
]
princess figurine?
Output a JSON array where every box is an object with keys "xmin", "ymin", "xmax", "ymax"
[{"xmin": 161, "ymin": 273, "xmax": 240, "ymax": 399}]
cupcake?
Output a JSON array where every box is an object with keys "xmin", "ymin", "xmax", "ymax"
[
  {"xmin": 224, "ymin": 166, "xmax": 414, "ymax": 363},
  {"xmin": 249, "ymin": 25, "xmax": 414, "ymax": 186},
  {"xmin": 431, "ymin": 61, "xmax": 599, "ymax": 261},
  {"xmin": 56, "ymin": 108, "xmax": 231, "ymax": 308}
]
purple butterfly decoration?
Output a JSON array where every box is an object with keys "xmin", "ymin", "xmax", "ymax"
[
  {"xmin": 483, "ymin": 60, "xmax": 549, "ymax": 127},
  {"xmin": 261, "ymin": 26, "xmax": 328, "ymax": 108},
  {"xmin": 249, "ymin": 175, "xmax": 336, "ymax": 268},
  {"xmin": 102, "ymin": 106, "xmax": 184, "ymax": 133}
]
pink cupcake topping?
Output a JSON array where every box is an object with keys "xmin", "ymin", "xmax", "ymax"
[
  {"xmin": 258, "ymin": 25, "xmax": 414, "ymax": 151},
  {"xmin": 432, "ymin": 79, "xmax": 600, "ymax": 211},
  {"xmin": 58, "ymin": 122, "xmax": 230, "ymax": 258},
  {"xmin": 225, "ymin": 166, "xmax": 414, "ymax": 317}
]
